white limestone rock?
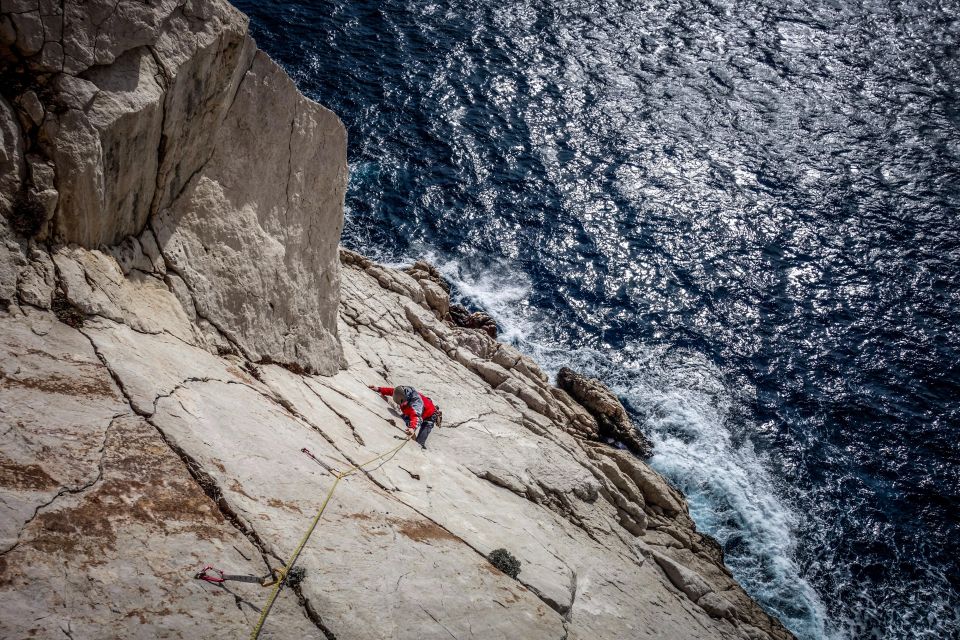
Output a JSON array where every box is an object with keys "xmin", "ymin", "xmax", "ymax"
[
  {"xmin": 698, "ymin": 591, "xmax": 738, "ymax": 620},
  {"xmin": 153, "ymin": 51, "xmax": 346, "ymax": 374},
  {"xmin": 0, "ymin": 311, "xmax": 319, "ymax": 639},
  {"xmin": 47, "ymin": 47, "xmax": 165, "ymax": 246},
  {"xmin": 15, "ymin": 245, "xmax": 54, "ymax": 308},
  {"xmin": 0, "ymin": 311, "xmax": 126, "ymax": 549},
  {"xmin": 419, "ymin": 277, "xmax": 450, "ymax": 318},
  {"xmin": 3, "ymin": 0, "xmax": 344, "ymax": 374},
  {"xmin": 653, "ymin": 551, "xmax": 714, "ymax": 602},
  {"xmin": 149, "ymin": 375, "xmax": 565, "ymax": 639},
  {"xmin": 81, "ymin": 317, "xmax": 260, "ymax": 415},
  {"xmin": 108, "ymin": 234, "xmax": 158, "ymax": 276},
  {"xmin": 52, "ymin": 245, "xmax": 201, "ymax": 345}
]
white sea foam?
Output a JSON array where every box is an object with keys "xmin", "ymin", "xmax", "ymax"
[{"xmin": 408, "ymin": 250, "xmax": 537, "ymax": 345}]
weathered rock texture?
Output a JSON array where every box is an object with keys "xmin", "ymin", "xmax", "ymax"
[
  {"xmin": 557, "ymin": 366, "xmax": 655, "ymax": 458},
  {"xmin": 0, "ymin": 0, "xmax": 346, "ymax": 374},
  {"xmin": 1, "ymin": 249, "xmax": 796, "ymax": 640},
  {"xmin": 1, "ymin": 2, "xmax": 795, "ymax": 639}
]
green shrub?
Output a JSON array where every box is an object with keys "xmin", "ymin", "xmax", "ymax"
[
  {"xmin": 51, "ymin": 290, "xmax": 84, "ymax": 328},
  {"xmin": 488, "ymin": 548, "xmax": 521, "ymax": 579},
  {"xmin": 286, "ymin": 565, "xmax": 306, "ymax": 588}
]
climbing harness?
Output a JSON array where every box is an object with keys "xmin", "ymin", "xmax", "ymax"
[{"xmin": 247, "ymin": 434, "xmax": 414, "ymax": 640}]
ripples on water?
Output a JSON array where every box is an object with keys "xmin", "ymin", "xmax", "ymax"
[{"xmin": 236, "ymin": 1, "xmax": 960, "ymax": 637}]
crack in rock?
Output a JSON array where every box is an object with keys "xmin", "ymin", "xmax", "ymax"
[{"xmin": 0, "ymin": 413, "xmax": 118, "ymax": 556}]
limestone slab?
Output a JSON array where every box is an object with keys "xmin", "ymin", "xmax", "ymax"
[{"xmin": 153, "ymin": 51, "xmax": 346, "ymax": 375}]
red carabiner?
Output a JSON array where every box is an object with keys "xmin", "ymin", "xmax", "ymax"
[{"xmin": 195, "ymin": 565, "xmax": 225, "ymax": 584}]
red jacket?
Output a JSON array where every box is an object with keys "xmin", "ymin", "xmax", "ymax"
[{"xmin": 374, "ymin": 386, "xmax": 436, "ymax": 431}]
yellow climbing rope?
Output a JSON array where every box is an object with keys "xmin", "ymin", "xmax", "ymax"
[{"xmin": 249, "ymin": 435, "xmax": 413, "ymax": 640}]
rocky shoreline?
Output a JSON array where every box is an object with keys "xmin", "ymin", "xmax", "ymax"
[{"xmin": 1, "ymin": 2, "xmax": 794, "ymax": 638}]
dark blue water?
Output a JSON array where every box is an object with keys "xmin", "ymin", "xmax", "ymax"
[{"xmin": 234, "ymin": 1, "xmax": 960, "ymax": 637}]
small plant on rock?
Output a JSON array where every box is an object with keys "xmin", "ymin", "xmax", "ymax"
[
  {"xmin": 488, "ymin": 548, "xmax": 521, "ymax": 579},
  {"xmin": 286, "ymin": 565, "xmax": 306, "ymax": 588},
  {"xmin": 51, "ymin": 290, "xmax": 84, "ymax": 328}
]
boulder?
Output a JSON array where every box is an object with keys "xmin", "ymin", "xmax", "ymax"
[
  {"xmin": 557, "ymin": 366, "xmax": 653, "ymax": 457},
  {"xmin": 652, "ymin": 552, "xmax": 714, "ymax": 603},
  {"xmin": 449, "ymin": 302, "xmax": 498, "ymax": 338},
  {"xmin": 419, "ymin": 278, "xmax": 450, "ymax": 318},
  {"xmin": 698, "ymin": 591, "xmax": 737, "ymax": 620}
]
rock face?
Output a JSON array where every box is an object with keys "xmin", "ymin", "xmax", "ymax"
[
  {"xmin": 0, "ymin": 2, "xmax": 795, "ymax": 640},
  {"xmin": 1, "ymin": 252, "xmax": 796, "ymax": 640},
  {"xmin": 0, "ymin": 0, "xmax": 346, "ymax": 374}
]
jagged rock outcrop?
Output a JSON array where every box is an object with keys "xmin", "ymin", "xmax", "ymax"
[
  {"xmin": 0, "ymin": 0, "xmax": 346, "ymax": 374},
  {"xmin": 557, "ymin": 366, "xmax": 654, "ymax": 458},
  {"xmin": 1, "ymin": 2, "xmax": 795, "ymax": 639},
  {"xmin": 402, "ymin": 258, "xmax": 498, "ymax": 336}
]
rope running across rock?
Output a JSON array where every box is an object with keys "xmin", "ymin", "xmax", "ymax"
[{"xmin": 249, "ymin": 434, "xmax": 414, "ymax": 639}]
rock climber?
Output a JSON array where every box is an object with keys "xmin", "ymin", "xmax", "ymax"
[{"xmin": 368, "ymin": 385, "xmax": 441, "ymax": 449}]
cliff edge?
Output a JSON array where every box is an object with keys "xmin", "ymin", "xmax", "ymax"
[
  {"xmin": 0, "ymin": 2, "xmax": 794, "ymax": 639},
  {"xmin": 1, "ymin": 0, "xmax": 345, "ymax": 374}
]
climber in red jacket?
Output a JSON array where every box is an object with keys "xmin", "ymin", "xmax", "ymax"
[{"xmin": 369, "ymin": 385, "xmax": 442, "ymax": 449}]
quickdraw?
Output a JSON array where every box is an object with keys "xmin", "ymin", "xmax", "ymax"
[
  {"xmin": 301, "ymin": 447, "xmax": 340, "ymax": 475},
  {"xmin": 193, "ymin": 433, "xmax": 414, "ymax": 640},
  {"xmin": 195, "ymin": 566, "xmax": 288, "ymax": 588}
]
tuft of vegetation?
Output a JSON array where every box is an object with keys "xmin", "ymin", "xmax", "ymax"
[
  {"xmin": 286, "ymin": 565, "xmax": 306, "ymax": 588},
  {"xmin": 51, "ymin": 290, "xmax": 84, "ymax": 328},
  {"xmin": 488, "ymin": 548, "xmax": 521, "ymax": 579}
]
